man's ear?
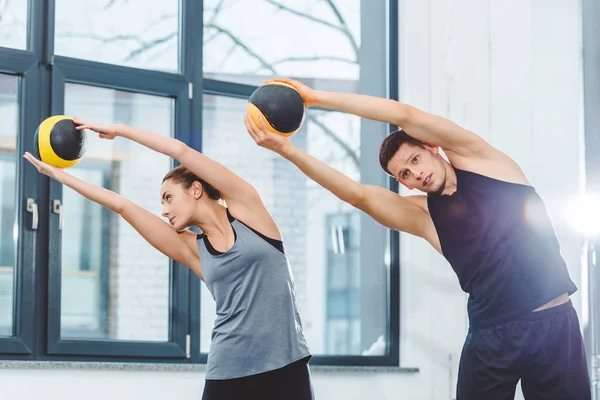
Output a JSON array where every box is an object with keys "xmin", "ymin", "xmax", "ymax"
[
  {"xmin": 397, "ymin": 178, "xmax": 414, "ymax": 190},
  {"xmin": 424, "ymin": 143, "xmax": 439, "ymax": 154}
]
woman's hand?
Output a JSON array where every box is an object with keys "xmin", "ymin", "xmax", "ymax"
[
  {"xmin": 73, "ymin": 118, "xmax": 124, "ymax": 140},
  {"xmin": 23, "ymin": 152, "xmax": 67, "ymax": 182}
]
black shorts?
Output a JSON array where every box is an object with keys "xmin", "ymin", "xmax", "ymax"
[
  {"xmin": 457, "ymin": 300, "xmax": 591, "ymax": 400},
  {"xmin": 201, "ymin": 357, "xmax": 314, "ymax": 400}
]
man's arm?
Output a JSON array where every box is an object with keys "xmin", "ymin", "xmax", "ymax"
[
  {"xmin": 268, "ymin": 78, "xmax": 489, "ymax": 158},
  {"xmin": 281, "ymin": 145, "xmax": 433, "ymax": 238},
  {"xmin": 311, "ymin": 90, "xmax": 530, "ymax": 186},
  {"xmin": 244, "ymin": 112, "xmax": 434, "ymax": 239},
  {"xmin": 313, "ymin": 91, "xmax": 488, "ymax": 157}
]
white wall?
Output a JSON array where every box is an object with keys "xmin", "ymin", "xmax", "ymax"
[
  {"xmin": 0, "ymin": 1, "xmax": 586, "ymax": 399},
  {"xmin": 396, "ymin": 2, "xmax": 585, "ymax": 400}
]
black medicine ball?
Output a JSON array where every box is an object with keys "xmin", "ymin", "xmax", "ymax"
[
  {"xmin": 247, "ymin": 82, "xmax": 306, "ymax": 137},
  {"xmin": 33, "ymin": 115, "xmax": 87, "ymax": 168}
]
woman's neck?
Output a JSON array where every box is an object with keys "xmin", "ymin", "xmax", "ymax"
[{"xmin": 195, "ymin": 202, "xmax": 230, "ymax": 237}]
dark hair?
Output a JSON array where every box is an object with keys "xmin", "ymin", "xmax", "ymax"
[
  {"xmin": 378, "ymin": 129, "xmax": 425, "ymax": 176},
  {"xmin": 162, "ymin": 165, "xmax": 222, "ymax": 201}
]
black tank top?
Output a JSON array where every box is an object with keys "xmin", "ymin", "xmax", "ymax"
[{"xmin": 427, "ymin": 168, "xmax": 577, "ymax": 331}]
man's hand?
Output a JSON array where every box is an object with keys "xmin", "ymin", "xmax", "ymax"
[{"xmin": 264, "ymin": 78, "xmax": 320, "ymax": 107}]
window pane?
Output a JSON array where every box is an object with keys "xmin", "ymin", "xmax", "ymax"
[
  {"xmin": 62, "ymin": 84, "xmax": 174, "ymax": 341},
  {"xmin": 0, "ymin": 0, "xmax": 27, "ymax": 49},
  {"xmin": 199, "ymin": 94, "xmax": 389, "ymax": 356},
  {"xmin": 55, "ymin": 1, "xmax": 180, "ymax": 72},
  {"xmin": 0, "ymin": 74, "xmax": 18, "ymax": 337},
  {"xmin": 203, "ymin": 0, "xmax": 361, "ymax": 85}
]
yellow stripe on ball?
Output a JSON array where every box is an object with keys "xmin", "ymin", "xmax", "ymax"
[
  {"xmin": 38, "ymin": 115, "xmax": 82, "ymax": 169},
  {"xmin": 247, "ymin": 82, "xmax": 306, "ymax": 137}
]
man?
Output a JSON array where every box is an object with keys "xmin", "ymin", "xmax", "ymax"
[{"xmin": 243, "ymin": 78, "xmax": 591, "ymax": 400}]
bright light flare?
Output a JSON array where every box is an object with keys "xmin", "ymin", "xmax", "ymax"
[{"xmin": 565, "ymin": 194, "xmax": 600, "ymax": 237}]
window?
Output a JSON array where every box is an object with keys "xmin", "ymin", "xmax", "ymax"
[
  {"xmin": 0, "ymin": 0, "xmax": 28, "ymax": 50},
  {"xmin": 44, "ymin": 71, "xmax": 189, "ymax": 358},
  {"xmin": 54, "ymin": 0, "xmax": 180, "ymax": 72},
  {"xmin": 60, "ymin": 165, "xmax": 110, "ymax": 339},
  {"xmin": 199, "ymin": 96, "xmax": 390, "ymax": 360},
  {"xmin": 0, "ymin": 157, "xmax": 16, "ymax": 337},
  {"xmin": 198, "ymin": 0, "xmax": 399, "ymax": 366},
  {"xmin": 203, "ymin": 0, "xmax": 361, "ymax": 85},
  {"xmin": 0, "ymin": 74, "xmax": 19, "ymax": 338},
  {"xmin": 0, "ymin": 0, "xmax": 399, "ymax": 366},
  {"xmin": 326, "ymin": 213, "xmax": 361, "ymax": 355},
  {"xmin": 60, "ymin": 85, "xmax": 174, "ymax": 342}
]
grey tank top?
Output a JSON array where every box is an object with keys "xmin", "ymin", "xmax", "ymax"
[{"xmin": 198, "ymin": 209, "xmax": 311, "ymax": 380}]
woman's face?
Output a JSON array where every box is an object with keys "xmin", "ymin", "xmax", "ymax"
[{"xmin": 160, "ymin": 179, "xmax": 200, "ymax": 231}]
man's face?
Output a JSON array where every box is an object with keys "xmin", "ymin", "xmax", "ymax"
[{"xmin": 387, "ymin": 143, "xmax": 447, "ymax": 194}]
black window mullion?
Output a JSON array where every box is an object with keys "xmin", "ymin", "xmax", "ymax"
[
  {"xmin": 203, "ymin": 79, "xmax": 257, "ymax": 99},
  {"xmin": 170, "ymin": 82, "xmax": 192, "ymax": 360},
  {"xmin": 180, "ymin": 0, "xmax": 204, "ymax": 364},
  {"xmin": 31, "ymin": 0, "xmax": 54, "ymax": 361},
  {"xmin": 0, "ymin": 48, "xmax": 37, "ymax": 75},
  {"xmin": 387, "ymin": 0, "xmax": 401, "ymax": 368},
  {"xmin": 52, "ymin": 57, "xmax": 188, "ymax": 97}
]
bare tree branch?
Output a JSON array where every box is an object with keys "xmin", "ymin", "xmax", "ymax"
[
  {"xmin": 245, "ymin": 55, "xmax": 356, "ymax": 74},
  {"xmin": 264, "ymin": 0, "xmax": 340, "ymax": 31},
  {"xmin": 205, "ymin": 23, "xmax": 275, "ymax": 72},
  {"xmin": 310, "ymin": 116, "xmax": 359, "ymax": 166},
  {"xmin": 204, "ymin": 30, "xmax": 222, "ymax": 45},
  {"xmin": 265, "ymin": 0, "xmax": 359, "ymax": 56},
  {"xmin": 54, "ymin": 32, "xmax": 146, "ymax": 46},
  {"xmin": 217, "ymin": 42, "xmax": 239, "ymax": 70},
  {"xmin": 206, "ymin": 0, "xmax": 227, "ymax": 26},
  {"xmin": 125, "ymin": 32, "xmax": 178, "ymax": 61},
  {"xmin": 103, "ymin": 0, "xmax": 123, "ymax": 10},
  {"xmin": 0, "ymin": 0, "xmax": 11, "ymax": 22},
  {"xmin": 323, "ymin": 0, "xmax": 358, "ymax": 54},
  {"xmin": 56, "ymin": 13, "xmax": 178, "ymax": 61},
  {"xmin": 54, "ymin": 31, "xmax": 177, "ymax": 63}
]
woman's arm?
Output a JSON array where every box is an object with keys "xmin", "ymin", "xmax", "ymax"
[
  {"xmin": 74, "ymin": 119, "xmax": 260, "ymax": 206},
  {"xmin": 24, "ymin": 152, "xmax": 203, "ymax": 278},
  {"xmin": 74, "ymin": 119, "xmax": 281, "ymax": 241}
]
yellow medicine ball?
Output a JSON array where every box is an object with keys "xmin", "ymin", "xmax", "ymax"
[
  {"xmin": 247, "ymin": 81, "xmax": 306, "ymax": 137},
  {"xmin": 33, "ymin": 115, "xmax": 87, "ymax": 169}
]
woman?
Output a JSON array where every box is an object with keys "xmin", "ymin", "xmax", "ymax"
[{"xmin": 24, "ymin": 119, "xmax": 313, "ymax": 400}]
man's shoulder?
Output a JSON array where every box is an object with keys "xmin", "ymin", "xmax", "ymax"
[{"xmin": 445, "ymin": 150, "xmax": 531, "ymax": 187}]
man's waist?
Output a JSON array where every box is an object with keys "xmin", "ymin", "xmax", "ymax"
[{"xmin": 467, "ymin": 291, "xmax": 573, "ymax": 332}]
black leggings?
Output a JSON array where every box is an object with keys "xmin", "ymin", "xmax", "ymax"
[{"xmin": 201, "ymin": 358, "xmax": 314, "ymax": 400}]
